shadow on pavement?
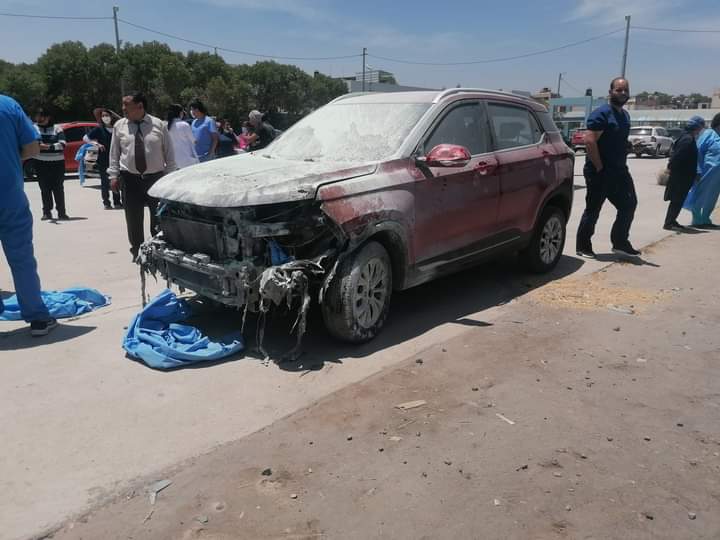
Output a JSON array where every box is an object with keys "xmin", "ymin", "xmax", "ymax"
[
  {"xmin": 184, "ymin": 253, "xmax": 585, "ymax": 371},
  {"xmin": 594, "ymin": 253, "xmax": 661, "ymax": 267},
  {"xmin": 0, "ymin": 323, "xmax": 95, "ymax": 350}
]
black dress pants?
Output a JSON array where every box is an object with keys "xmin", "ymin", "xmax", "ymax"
[
  {"xmin": 35, "ymin": 160, "xmax": 66, "ymax": 216},
  {"xmin": 119, "ymin": 171, "xmax": 163, "ymax": 258}
]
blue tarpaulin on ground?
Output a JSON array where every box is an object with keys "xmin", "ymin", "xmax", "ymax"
[
  {"xmin": 0, "ymin": 287, "xmax": 110, "ymax": 321},
  {"xmin": 122, "ymin": 289, "xmax": 244, "ymax": 370}
]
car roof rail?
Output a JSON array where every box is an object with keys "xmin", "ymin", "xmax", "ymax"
[
  {"xmin": 432, "ymin": 88, "xmax": 535, "ymax": 104},
  {"xmin": 329, "ymin": 92, "xmax": 374, "ymax": 104}
]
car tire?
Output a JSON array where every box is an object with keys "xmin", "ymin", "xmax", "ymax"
[
  {"xmin": 520, "ymin": 206, "xmax": 566, "ymax": 274},
  {"xmin": 655, "ymin": 145, "xmax": 662, "ymax": 158},
  {"xmin": 321, "ymin": 241, "xmax": 393, "ymax": 343}
]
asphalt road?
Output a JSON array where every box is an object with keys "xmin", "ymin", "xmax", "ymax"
[{"xmin": 0, "ymin": 155, "xmax": 687, "ymax": 539}]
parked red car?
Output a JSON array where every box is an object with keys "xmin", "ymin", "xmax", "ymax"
[
  {"xmin": 24, "ymin": 121, "xmax": 97, "ymax": 179},
  {"xmin": 571, "ymin": 129, "xmax": 588, "ymax": 152},
  {"xmin": 144, "ymin": 89, "xmax": 575, "ymax": 344}
]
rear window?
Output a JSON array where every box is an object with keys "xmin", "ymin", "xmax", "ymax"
[{"xmin": 629, "ymin": 128, "xmax": 652, "ymax": 136}]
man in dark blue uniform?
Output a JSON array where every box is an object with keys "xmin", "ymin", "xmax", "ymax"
[{"xmin": 576, "ymin": 77, "xmax": 640, "ymax": 259}]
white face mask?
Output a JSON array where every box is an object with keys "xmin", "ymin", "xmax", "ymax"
[{"xmin": 102, "ymin": 115, "xmax": 112, "ymax": 125}]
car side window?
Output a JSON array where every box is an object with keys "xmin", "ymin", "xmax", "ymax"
[
  {"xmin": 63, "ymin": 127, "xmax": 86, "ymax": 143},
  {"xmin": 488, "ymin": 103, "xmax": 543, "ymax": 150},
  {"xmin": 424, "ymin": 102, "xmax": 489, "ymax": 156},
  {"xmin": 657, "ymin": 128, "xmax": 667, "ymax": 137}
]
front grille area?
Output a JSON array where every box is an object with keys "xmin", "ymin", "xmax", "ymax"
[
  {"xmin": 166, "ymin": 261, "xmax": 224, "ymax": 293},
  {"xmin": 161, "ymin": 217, "xmax": 222, "ymax": 259}
]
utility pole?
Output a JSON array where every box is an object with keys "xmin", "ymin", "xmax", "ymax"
[
  {"xmin": 113, "ymin": 6, "xmax": 125, "ymax": 97},
  {"xmin": 557, "ymin": 72, "xmax": 564, "ymax": 97},
  {"xmin": 362, "ymin": 47, "xmax": 367, "ymax": 92},
  {"xmin": 621, "ymin": 15, "xmax": 631, "ymax": 78}
]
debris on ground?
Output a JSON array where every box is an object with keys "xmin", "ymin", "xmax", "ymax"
[
  {"xmin": 527, "ymin": 273, "xmax": 668, "ymax": 313},
  {"xmin": 395, "ymin": 400, "xmax": 427, "ymax": 410},
  {"xmin": 147, "ymin": 479, "xmax": 173, "ymax": 505},
  {"xmin": 496, "ymin": 413, "xmax": 515, "ymax": 425},
  {"xmin": 261, "ymin": 468, "xmax": 272, "ymax": 476},
  {"xmin": 607, "ymin": 304, "xmax": 635, "ymax": 315}
]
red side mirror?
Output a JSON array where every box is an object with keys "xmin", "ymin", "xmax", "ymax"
[{"xmin": 421, "ymin": 144, "xmax": 471, "ymax": 168}]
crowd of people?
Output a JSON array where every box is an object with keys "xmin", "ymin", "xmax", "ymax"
[{"xmin": 2, "ymin": 80, "xmax": 720, "ymax": 337}]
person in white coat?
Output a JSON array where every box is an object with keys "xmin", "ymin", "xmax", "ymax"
[{"xmin": 166, "ymin": 104, "xmax": 199, "ymax": 169}]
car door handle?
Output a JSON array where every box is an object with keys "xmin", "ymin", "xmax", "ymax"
[{"xmin": 474, "ymin": 161, "xmax": 497, "ymax": 175}]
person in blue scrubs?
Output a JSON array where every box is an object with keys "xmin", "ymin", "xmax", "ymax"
[
  {"xmin": 684, "ymin": 113, "xmax": 720, "ymax": 227},
  {"xmin": 189, "ymin": 99, "xmax": 218, "ymax": 162},
  {"xmin": 576, "ymin": 77, "xmax": 640, "ymax": 259},
  {"xmin": 0, "ymin": 94, "xmax": 57, "ymax": 336}
]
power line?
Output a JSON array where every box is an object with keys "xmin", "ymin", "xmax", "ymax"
[
  {"xmin": 632, "ymin": 25, "xmax": 720, "ymax": 33},
  {"xmin": 367, "ymin": 28, "xmax": 625, "ymax": 66},
  {"xmin": 561, "ymin": 77, "xmax": 584, "ymax": 95},
  {"xmin": 0, "ymin": 11, "xmax": 111, "ymax": 20},
  {"xmin": 118, "ymin": 18, "xmax": 362, "ymax": 61}
]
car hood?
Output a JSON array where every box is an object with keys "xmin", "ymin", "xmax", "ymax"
[{"xmin": 149, "ymin": 153, "xmax": 377, "ymax": 207}]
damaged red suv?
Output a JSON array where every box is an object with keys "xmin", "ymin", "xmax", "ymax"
[{"xmin": 145, "ymin": 89, "xmax": 574, "ymax": 344}]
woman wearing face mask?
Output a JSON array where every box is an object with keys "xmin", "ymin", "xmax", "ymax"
[
  {"xmin": 684, "ymin": 113, "xmax": 720, "ymax": 228},
  {"xmin": 85, "ymin": 108, "xmax": 122, "ymax": 209}
]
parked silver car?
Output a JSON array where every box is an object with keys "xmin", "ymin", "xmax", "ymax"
[{"xmin": 628, "ymin": 126, "xmax": 674, "ymax": 158}]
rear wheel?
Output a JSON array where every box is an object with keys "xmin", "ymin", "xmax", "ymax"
[
  {"xmin": 322, "ymin": 241, "xmax": 393, "ymax": 343},
  {"xmin": 520, "ymin": 206, "xmax": 566, "ymax": 273}
]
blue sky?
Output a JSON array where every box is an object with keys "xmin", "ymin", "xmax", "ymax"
[{"xmin": 1, "ymin": 0, "xmax": 718, "ymax": 96}]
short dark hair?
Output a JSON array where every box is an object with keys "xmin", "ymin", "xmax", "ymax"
[
  {"xmin": 189, "ymin": 99, "xmax": 208, "ymax": 115},
  {"xmin": 125, "ymin": 92, "xmax": 148, "ymax": 110},
  {"xmin": 610, "ymin": 77, "xmax": 628, "ymax": 91},
  {"xmin": 712, "ymin": 113, "xmax": 720, "ymax": 130},
  {"xmin": 36, "ymin": 107, "xmax": 51, "ymax": 117}
]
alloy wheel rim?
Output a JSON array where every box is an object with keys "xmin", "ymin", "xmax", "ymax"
[
  {"xmin": 539, "ymin": 216, "xmax": 563, "ymax": 265},
  {"xmin": 353, "ymin": 258, "xmax": 388, "ymax": 329}
]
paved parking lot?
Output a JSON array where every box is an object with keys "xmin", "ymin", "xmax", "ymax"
[{"xmin": 1, "ymin": 156, "xmax": 679, "ymax": 539}]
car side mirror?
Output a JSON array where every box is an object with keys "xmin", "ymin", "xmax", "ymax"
[{"xmin": 417, "ymin": 144, "xmax": 471, "ymax": 168}]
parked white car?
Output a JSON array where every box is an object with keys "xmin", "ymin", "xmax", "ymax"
[{"xmin": 628, "ymin": 126, "xmax": 674, "ymax": 158}]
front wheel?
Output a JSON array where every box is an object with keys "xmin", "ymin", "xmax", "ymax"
[
  {"xmin": 520, "ymin": 206, "xmax": 566, "ymax": 273},
  {"xmin": 322, "ymin": 241, "xmax": 393, "ymax": 343}
]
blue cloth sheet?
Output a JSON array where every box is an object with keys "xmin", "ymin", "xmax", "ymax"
[
  {"xmin": 122, "ymin": 289, "xmax": 244, "ymax": 370},
  {"xmin": 0, "ymin": 286, "xmax": 109, "ymax": 321},
  {"xmin": 74, "ymin": 143, "xmax": 94, "ymax": 186}
]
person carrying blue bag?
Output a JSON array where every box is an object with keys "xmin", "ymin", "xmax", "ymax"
[
  {"xmin": 0, "ymin": 94, "xmax": 57, "ymax": 336},
  {"xmin": 684, "ymin": 113, "xmax": 720, "ymax": 228}
]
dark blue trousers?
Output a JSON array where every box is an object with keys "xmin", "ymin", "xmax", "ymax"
[{"xmin": 576, "ymin": 165, "xmax": 638, "ymax": 249}]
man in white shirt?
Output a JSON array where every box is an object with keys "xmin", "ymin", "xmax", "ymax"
[{"xmin": 108, "ymin": 92, "xmax": 177, "ymax": 260}]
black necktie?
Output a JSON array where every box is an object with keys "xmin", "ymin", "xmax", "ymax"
[{"xmin": 135, "ymin": 121, "xmax": 147, "ymax": 174}]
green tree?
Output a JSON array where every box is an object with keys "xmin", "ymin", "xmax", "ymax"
[{"xmin": 36, "ymin": 41, "xmax": 91, "ymax": 119}]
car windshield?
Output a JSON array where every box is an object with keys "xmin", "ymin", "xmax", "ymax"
[
  {"xmin": 265, "ymin": 102, "xmax": 430, "ymax": 162},
  {"xmin": 630, "ymin": 128, "xmax": 652, "ymax": 136}
]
